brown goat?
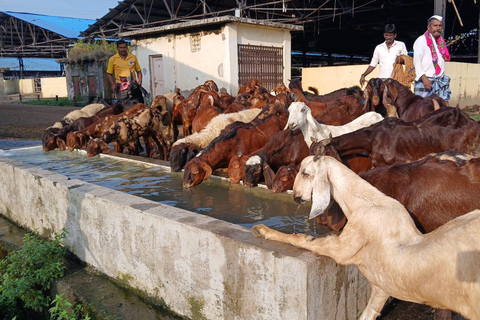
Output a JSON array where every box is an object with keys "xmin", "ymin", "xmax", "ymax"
[
  {"xmin": 180, "ymin": 81, "xmax": 220, "ymax": 137},
  {"xmin": 312, "ymin": 107, "xmax": 480, "ymax": 168},
  {"xmin": 242, "ymin": 129, "xmax": 309, "ymax": 188},
  {"xmin": 94, "ymin": 107, "xmax": 167, "ymax": 158},
  {"xmin": 191, "ymin": 92, "xmax": 224, "ymax": 133},
  {"xmin": 237, "ymin": 78, "xmax": 263, "ymax": 98},
  {"xmin": 183, "ymin": 94, "xmax": 291, "ymax": 188},
  {"xmin": 381, "ymin": 78, "xmax": 447, "ymax": 121},
  {"xmin": 171, "ymin": 89, "xmax": 185, "ymax": 142},
  {"xmin": 271, "ymin": 164, "xmax": 299, "ymax": 193},
  {"xmin": 289, "ymin": 78, "xmax": 361, "ymax": 103},
  {"xmin": 66, "ymin": 103, "xmax": 146, "ymax": 152},
  {"xmin": 363, "ymin": 78, "xmax": 388, "ymax": 117}
]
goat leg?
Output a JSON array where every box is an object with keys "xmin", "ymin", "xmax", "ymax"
[
  {"xmin": 359, "ymin": 284, "xmax": 390, "ymax": 320},
  {"xmin": 252, "ymin": 223, "xmax": 363, "ymax": 264}
]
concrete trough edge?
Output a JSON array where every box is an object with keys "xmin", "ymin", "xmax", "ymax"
[{"xmin": 0, "ymin": 155, "xmax": 369, "ymax": 320}]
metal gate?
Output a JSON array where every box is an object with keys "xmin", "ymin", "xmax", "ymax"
[{"xmin": 238, "ymin": 44, "xmax": 283, "ymax": 91}]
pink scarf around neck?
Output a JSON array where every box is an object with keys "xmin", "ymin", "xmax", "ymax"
[{"xmin": 424, "ymin": 31, "xmax": 450, "ymax": 75}]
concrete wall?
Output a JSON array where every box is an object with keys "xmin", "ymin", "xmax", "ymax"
[
  {"xmin": 40, "ymin": 77, "xmax": 68, "ymax": 98},
  {"xmin": 134, "ymin": 22, "xmax": 292, "ymax": 96},
  {"xmin": 2, "ymin": 77, "xmax": 67, "ymax": 98},
  {"xmin": 0, "ymin": 156, "xmax": 369, "ymax": 320},
  {"xmin": 302, "ymin": 62, "xmax": 480, "ymax": 108},
  {"xmin": 3, "ymin": 79, "xmax": 19, "ymax": 95}
]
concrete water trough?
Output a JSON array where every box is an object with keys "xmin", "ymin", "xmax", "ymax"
[{"xmin": 0, "ymin": 147, "xmax": 369, "ymax": 320}]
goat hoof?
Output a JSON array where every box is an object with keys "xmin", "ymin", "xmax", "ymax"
[
  {"xmin": 434, "ymin": 309, "xmax": 452, "ymax": 320},
  {"xmin": 251, "ymin": 224, "xmax": 269, "ymax": 239}
]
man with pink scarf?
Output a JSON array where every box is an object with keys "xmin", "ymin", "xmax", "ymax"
[{"xmin": 413, "ymin": 15, "xmax": 451, "ymax": 104}]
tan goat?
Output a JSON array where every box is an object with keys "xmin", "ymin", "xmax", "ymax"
[{"xmin": 252, "ymin": 155, "xmax": 480, "ymax": 320}]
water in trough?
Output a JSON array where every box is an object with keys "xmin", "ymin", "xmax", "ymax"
[{"xmin": 2, "ymin": 146, "xmax": 329, "ymax": 236}]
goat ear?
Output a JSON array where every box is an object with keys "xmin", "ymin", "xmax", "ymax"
[
  {"xmin": 56, "ymin": 137, "xmax": 66, "ymax": 151},
  {"xmin": 263, "ymin": 163, "xmax": 275, "ymax": 189},
  {"xmin": 100, "ymin": 141, "xmax": 111, "ymax": 154},
  {"xmin": 383, "ymin": 80, "xmax": 398, "ymax": 104},
  {"xmin": 306, "ymin": 111, "xmax": 318, "ymax": 131},
  {"xmin": 200, "ymin": 161, "xmax": 213, "ymax": 180},
  {"xmin": 363, "ymin": 87, "xmax": 371, "ymax": 110}
]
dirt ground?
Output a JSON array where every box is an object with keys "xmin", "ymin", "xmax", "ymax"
[
  {"xmin": 0, "ymin": 102, "xmax": 472, "ymax": 320},
  {"xmin": 0, "ymin": 103, "xmax": 82, "ymax": 141}
]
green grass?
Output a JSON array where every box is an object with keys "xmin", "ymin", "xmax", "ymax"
[
  {"xmin": 22, "ymin": 98, "xmax": 78, "ymax": 107},
  {"xmin": 470, "ymin": 113, "xmax": 480, "ymax": 122},
  {"xmin": 0, "ymin": 230, "xmax": 67, "ymax": 319}
]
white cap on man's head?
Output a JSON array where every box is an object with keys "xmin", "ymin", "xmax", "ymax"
[{"xmin": 428, "ymin": 15, "xmax": 443, "ymax": 22}]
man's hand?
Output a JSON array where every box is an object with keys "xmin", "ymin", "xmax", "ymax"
[
  {"xmin": 395, "ymin": 56, "xmax": 405, "ymax": 64},
  {"xmin": 110, "ymin": 83, "xmax": 117, "ymax": 94},
  {"xmin": 421, "ymin": 75, "xmax": 432, "ymax": 91},
  {"xmin": 359, "ymin": 74, "xmax": 366, "ymax": 87}
]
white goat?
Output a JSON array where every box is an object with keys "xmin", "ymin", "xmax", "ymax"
[
  {"xmin": 49, "ymin": 103, "xmax": 108, "ymax": 130},
  {"xmin": 285, "ymin": 101, "xmax": 384, "ymax": 147},
  {"xmin": 173, "ymin": 108, "xmax": 261, "ymax": 149},
  {"xmin": 252, "ymin": 155, "xmax": 480, "ymax": 320}
]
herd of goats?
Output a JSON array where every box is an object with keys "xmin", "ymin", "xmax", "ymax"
[{"xmin": 42, "ymin": 78, "xmax": 480, "ymax": 320}]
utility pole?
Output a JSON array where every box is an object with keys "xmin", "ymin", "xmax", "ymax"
[
  {"xmin": 434, "ymin": 0, "xmax": 447, "ymax": 37},
  {"xmin": 18, "ymin": 57, "xmax": 24, "ymax": 79}
]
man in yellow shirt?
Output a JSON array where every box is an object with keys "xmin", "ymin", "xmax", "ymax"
[{"xmin": 106, "ymin": 40, "xmax": 143, "ymax": 102}]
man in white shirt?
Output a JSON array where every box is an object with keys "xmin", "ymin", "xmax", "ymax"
[
  {"xmin": 413, "ymin": 15, "xmax": 451, "ymax": 103},
  {"xmin": 359, "ymin": 24, "xmax": 408, "ymax": 86}
]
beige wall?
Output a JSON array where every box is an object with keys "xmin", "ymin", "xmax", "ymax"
[
  {"xmin": 2, "ymin": 77, "xmax": 67, "ymax": 98},
  {"xmin": 446, "ymin": 62, "xmax": 480, "ymax": 107},
  {"xmin": 302, "ymin": 62, "xmax": 480, "ymax": 108},
  {"xmin": 302, "ymin": 65, "xmax": 377, "ymax": 94},
  {"xmin": 19, "ymin": 79, "xmax": 35, "ymax": 94},
  {"xmin": 134, "ymin": 22, "xmax": 292, "ymax": 96},
  {"xmin": 40, "ymin": 77, "xmax": 68, "ymax": 98}
]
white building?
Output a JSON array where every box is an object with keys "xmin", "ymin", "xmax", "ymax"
[{"xmin": 120, "ymin": 16, "xmax": 303, "ymax": 97}]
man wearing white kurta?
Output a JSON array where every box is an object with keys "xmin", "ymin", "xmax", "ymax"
[
  {"xmin": 413, "ymin": 15, "xmax": 451, "ymax": 102},
  {"xmin": 360, "ymin": 24, "xmax": 408, "ymax": 86}
]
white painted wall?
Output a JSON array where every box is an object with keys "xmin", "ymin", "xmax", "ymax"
[{"xmin": 133, "ymin": 22, "xmax": 292, "ymax": 96}]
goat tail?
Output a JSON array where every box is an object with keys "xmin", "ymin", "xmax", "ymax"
[{"xmin": 308, "ymin": 87, "xmax": 319, "ymax": 95}]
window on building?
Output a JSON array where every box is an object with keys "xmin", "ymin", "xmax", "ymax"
[{"xmin": 238, "ymin": 44, "xmax": 284, "ymax": 91}]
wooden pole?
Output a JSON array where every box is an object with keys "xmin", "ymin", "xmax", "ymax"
[{"xmin": 448, "ymin": 0, "xmax": 464, "ymax": 26}]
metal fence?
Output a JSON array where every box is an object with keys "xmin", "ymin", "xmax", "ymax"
[{"xmin": 238, "ymin": 44, "xmax": 284, "ymax": 91}]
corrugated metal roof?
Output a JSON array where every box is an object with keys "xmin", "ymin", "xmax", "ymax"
[
  {"xmin": 3, "ymin": 11, "xmax": 94, "ymax": 38},
  {"xmin": 0, "ymin": 58, "xmax": 61, "ymax": 71}
]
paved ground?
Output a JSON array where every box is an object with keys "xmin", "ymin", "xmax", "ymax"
[{"xmin": 0, "ymin": 101, "xmax": 469, "ymax": 320}]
